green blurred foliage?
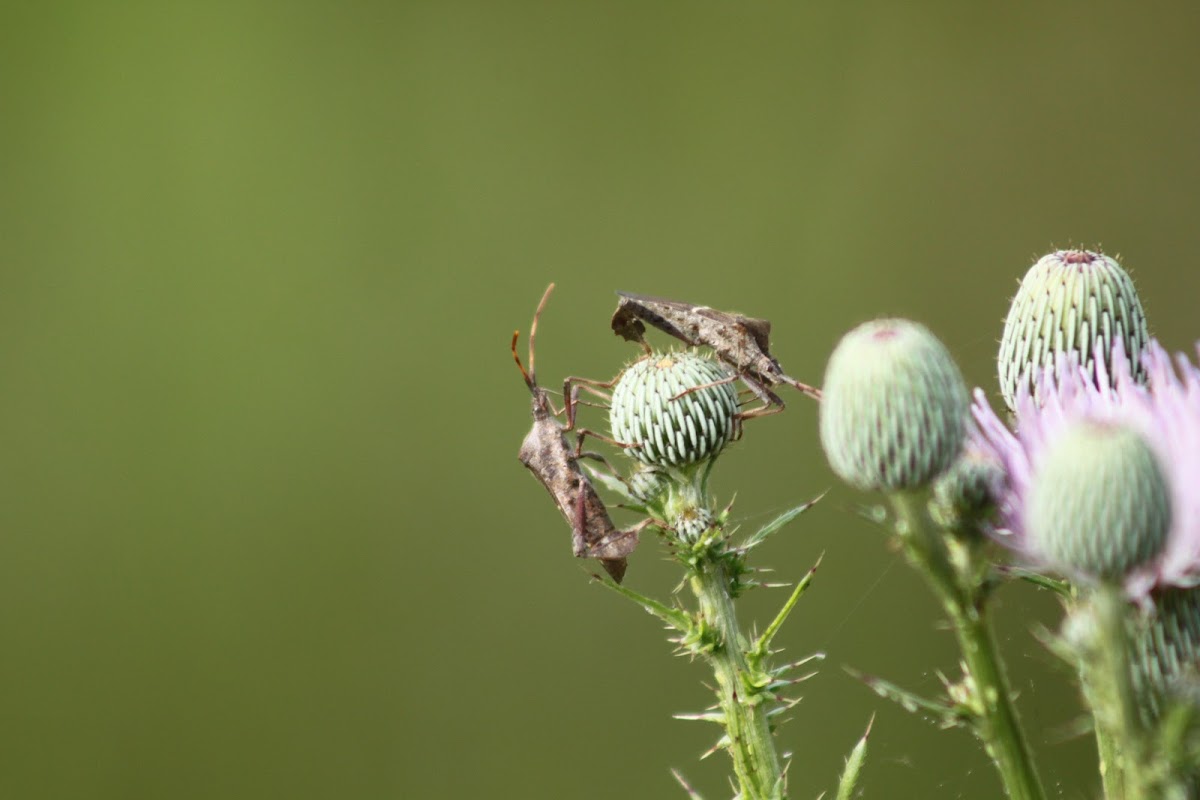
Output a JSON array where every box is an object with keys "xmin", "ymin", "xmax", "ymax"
[{"xmin": 2, "ymin": 1, "xmax": 1199, "ymax": 797}]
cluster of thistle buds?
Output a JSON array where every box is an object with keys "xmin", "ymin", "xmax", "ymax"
[
  {"xmin": 820, "ymin": 247, "xmax": 1200, "ymax": 800},
  {"xmin": 512, "ymin": 248, "xmax": 1200, "ymax": 799}
]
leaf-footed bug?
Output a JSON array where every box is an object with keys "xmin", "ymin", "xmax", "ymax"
[
  {"xmin": 514, "ymin": 284, "xmax": 650, "ymax": 583},
  {"xmin": 610, "ymin": 291, "xmax": 822, "ymax": 420}
]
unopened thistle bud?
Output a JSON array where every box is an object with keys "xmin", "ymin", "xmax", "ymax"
[
  {"xmin": 1130, "ymin": 588, "xmax": 1200, "ymax": 721},
  {"xmin": 1027, "ymin": 421, "xmax": 1170, "ymax": 583},
  {"xmin": 627, "ymin": 464, "xmax": 670, "ymax": 506},
  {"xmin": 672, "ymin": 506, "xmax": 716, "ymax": 543},
  {"xmin": 610, "ymin": 352, "xmax": 739, "ymax": 469},
  {"xmin": 930, "ymin": 448, "xmax": 1003, "ymax": 532},
  {"xmin": 998, "ymin": 249, "xmax": 1149, "ymax": 411},
  {"xmin": 820, "ymin": 319, "xmax": 969, "ymax": 492}
]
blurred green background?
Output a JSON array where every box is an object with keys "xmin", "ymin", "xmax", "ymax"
[{"xmin": 3, "ymin": 2, "xmax": 1199, "ymax": 797}]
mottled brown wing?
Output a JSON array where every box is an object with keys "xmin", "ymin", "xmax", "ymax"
[{"xmin": 613, "ymin": 291, "xmax": 700, "ymax": 347}]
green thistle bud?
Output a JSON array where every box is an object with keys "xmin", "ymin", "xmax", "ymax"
[
  {"xmin": 820, "ymin": 319, "xmax": 969, "ymax": 492},
  {"xmin": 998, "ymin": 249, "xmax": 1149, "ymax": 411},
  {"xmin": 627, "ymin": 464, "xmax": 670, "ymax": 506},
  {"xmin": 672, "ymin": 506, "xmax": 716, "ymax": 543},
  {"xmin": 610, "ymin": 352, "xmax": 739, "ymax": 469},
  {"xmin": 1027, "ymin": 421, "xmax": 1171, "ymax": 582},
  {"xmin": 930, "ymin": 449, "xmax": 1003, "ymax": 532},
  {"xmin": 1130, "ymin": 588, "xmax": 1200, "ymax": 722}
]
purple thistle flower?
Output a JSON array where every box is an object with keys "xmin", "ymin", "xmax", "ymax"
[{"xmin": 972, "ymin": 338, "xmax": 1200, "ymax": 598}]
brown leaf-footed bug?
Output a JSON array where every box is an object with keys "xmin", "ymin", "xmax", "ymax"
[
  {"xmin": 610, "ymin": 291, "xmax": 822, "ymax": 419},
  {"xmin": 514, "ymin": 284, "xmax": 650, "ymax": 583}
]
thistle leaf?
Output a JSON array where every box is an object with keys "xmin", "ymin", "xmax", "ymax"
[
  {"xmin": 845, "ymin": 666, "xmax": 971, "ymax": 729},
  {"xmin": 997, "ymin": 565, "xmax": 1072, "ymax": 597},
  {"xmin": 740, "ymin": 493, "xmax": 826, "ymax": 552},
  {"xmin": 835, "ymin": 715, "xmax": 873, "ymax": 800},
  {"xmin": 750, "ymin": 557, "xmax": 821, "ymax": 662},
  {"xmin": 583, "ymin": 463, "xmax": 635, "ymax": 501},
  {"xmin": 596, "ymin": 575, "xmax": 692, "ymax": 632}
]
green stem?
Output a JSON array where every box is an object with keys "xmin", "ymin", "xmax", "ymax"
[
  {"xmin": 1093, "ymin": 709, "xmax": 1127, "ymax": 800},
  {"xmin": 891, "ymin": 494, "xmax": 1046, "ymax": 800},
  {"xmin": 1092, "ymin": 588, "xmax": 1151, "ymax": 800},
  {"xmin": 690, "ymin": 561, "xmax": 785, "ymax": 799}
]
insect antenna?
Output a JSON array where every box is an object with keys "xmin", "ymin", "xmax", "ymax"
[
  {"xmin": 512, "ymin": 282, "xmax": 556, "ymax": 392},
  {"xmin": 511, "ymin": 330, "xmax": 535, "ymax": 391}
]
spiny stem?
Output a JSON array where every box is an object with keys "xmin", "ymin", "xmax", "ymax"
[
  {"xmin": 689, "ymin": 558, "xmax": 785, "ymax": 799},
  {"xmin": 891, "ymin": 493, "xmax": 1046, "ymax": 800}
]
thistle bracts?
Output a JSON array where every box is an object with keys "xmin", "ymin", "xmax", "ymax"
[
  {"xmin": 820, "ymin": 319, "xmax": 969, "ymax": 492},
  {"xmin": 930, "ymin": 447, "xmax": 1003, "ymax": 534},
  {"xmin": 1131, "ymin": 589, "xmax": 1200, "ymax": 724},
  {"xmin": 610, "ymin": 351, "xmax": 739, "ymax": 469},
  {"xmin": 1026, "ymin": 421, "xmax": 1171, "ymax": 584},
  {"xmin": 998, "ymin": 249, "xmax": 1149, "ymax": 411}
]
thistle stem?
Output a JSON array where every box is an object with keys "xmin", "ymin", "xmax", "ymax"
[
  {"xmin": 891, "ymin": 493, "xmax": 1046, "ymax": 800},
  {"xmin": 689, "ymin": 560, "xmax": 785, "ymax": 799},
  {"xmin": 1091, "ymin": 588, "xmax": 1151, "ymax": 800},
  {"xmin": 1093, "ymin": 713, "xmax": 1127, "ymax": 800}
]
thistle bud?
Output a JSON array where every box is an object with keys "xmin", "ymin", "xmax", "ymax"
[
  {"xmin": 930, "ymin": 448, "xmax": 1003, "ymax": 532},
  {"xmin": 1130, "ymin": 588, "xmax": 1200, "ymax": 722},
  {"xmin": 627, "ymin": 464, "xmax": 670, "ymax": 506},
  {"xmin": 672, "ymin": 506, "xmax": 716, "ymax": 543},
  {"xmin": 610, "ymin": 352, "xmax": 739, "ymax": 469},
  {"xmin": 998, "ymin": 249, "xmax": 1149, "ymax": 411},
  {"xmin": 1027, "ymin": 421, "xmax": 1170, "ymax": 583},
  {"xmin": 820, "ymin": 319, "xmax": 969, "ymax": 492}
]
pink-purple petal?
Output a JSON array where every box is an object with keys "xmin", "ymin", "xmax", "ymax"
[{"xmin": 972, "ymin": 338, "xmax": 1200, "ymax": 598}]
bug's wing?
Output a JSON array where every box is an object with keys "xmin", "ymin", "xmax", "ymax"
[
  {"xmin": 615, "ymin": 290, "xmax": 696, "ymax": 308},
  {"xmin": 612, "ymin": 292, "xmax": 697, "ymax": 346}
]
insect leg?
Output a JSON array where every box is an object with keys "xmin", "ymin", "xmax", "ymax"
[
  {"xmin": 734, "ymin": 379, "xmax": 787, "ymax": 421},
  {"xmin": 781, "ymin": 374, "xmax": 823, "ymax": 401},
  {"xmin": 667, "ymin": 373, "xmax": 740, "ymax": 403},
  {"xmin": 588, "ymin": 518, "xmax": 651, "ymax": 562}
]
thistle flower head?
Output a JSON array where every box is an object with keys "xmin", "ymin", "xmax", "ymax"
[
  {"xmin": 998, "ymin": 249, "xmax": 1149, "ymax": 412},
  {"xmin": 610, "ymin": 351, "xmax": 738, "ymax": 469},
  {"xmin": 1026, "ymin": 420, "xmax": 1171, "ymax": 583},
  {"xmin": 820, "ymin": 319, "xmax": 969, "ymax": 492},
  {"xmin": 974, "ymin": 339, "xmax": 1200, "ymax": 597}
]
